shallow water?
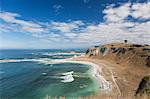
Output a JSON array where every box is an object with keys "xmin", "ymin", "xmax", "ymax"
[{"xmin": 0, "ymin": 49, "xmax": 99, "ymax": 98}]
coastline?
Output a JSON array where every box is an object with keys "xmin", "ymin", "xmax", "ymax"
[
  {"xmin": 70, "ymin": 56, "xmax": 150, "ymax": 98},
  {"xmin": 1, "ymin": 51, "xmax": 149, "ymax": 98},
  {"xmin": 43, "ymin": 57, "xmax": 112, "ymax": 94},
  {"xmin": 65, "ymin": 60, "xmax": 112, "ymax": 93},
  {"xmin": 0, "ymin": 55, "xmax": 112, "ymax": 95}
]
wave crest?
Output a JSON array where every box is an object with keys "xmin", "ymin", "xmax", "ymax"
[
  {"xmin": 0, "ymin": 58, "xmax": 50, "ymax": 63},
  {"xmin": 59, "ymin": 71, "xmax": 74, "ymax": 83}
]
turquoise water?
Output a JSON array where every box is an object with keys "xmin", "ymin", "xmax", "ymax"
[{"xmin": 0, "ymin": 49, "xmax": 99, "ymax": 99}]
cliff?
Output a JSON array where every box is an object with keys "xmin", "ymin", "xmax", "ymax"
[
  {"xmin": 86, "ymin": 43, "xmax": 150, "ymax": 97},
  {"xmin": 86, "ymin": 43, "xmax": 150, "ymax": 67}
]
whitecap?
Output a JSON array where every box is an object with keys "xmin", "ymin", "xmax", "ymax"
[
  {"xmin": 52, "ymin": 71, "xmax": 75, "ymax": 83},
  {"xmin": 41, "ymin": 72, "xmax": 47, "ymax": 76},
  {"xmin": 60, "ymin": 74, "xmax": 74, "ymax": 83},
  {"xmin": 0, "ymin": 58, "xmax": 51, "ymax": 63},
  {"xmin": 62, "ymin": 71, "xmax": 74, "ymax": 75},
  {"xmin": 42, "ymin": 52, "xmax": 84, "ymax": 56},
  {"xmin": 61, "ymin": 76, "xmax": 74, "ymax": 83}
]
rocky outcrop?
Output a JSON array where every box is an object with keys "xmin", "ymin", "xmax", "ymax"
[
  {"xmin": 86, "ymin": 43, "xmax": 150, "ymax": 67},
  {"xmin": 135, "ymin": 75, "xmax": 150, "ymax": 96}
]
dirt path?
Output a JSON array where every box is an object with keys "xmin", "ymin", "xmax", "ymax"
[
  {"xmin": 73, "ymin": 56, "xmax": 150, "ymax": 97},
  {"xmin": 99, "ymin": 63, "xmax": 122, "ymax": 96},
  {"xmin": 71, "ymin": 57, "xmax": 122, "ymax": 96},
  {"xmin": 46, "ymin": 56, "xmax": 150, "ymax": 98}
]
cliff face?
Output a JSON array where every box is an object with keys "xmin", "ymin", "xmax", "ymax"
[{"xmin": 86, "ymin": 43, "xmax": 150, "ymax": 67}]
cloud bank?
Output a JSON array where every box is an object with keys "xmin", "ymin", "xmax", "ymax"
[{"xmin": 0, "ymin": 2, "xmax": 150, "ymax": 48}]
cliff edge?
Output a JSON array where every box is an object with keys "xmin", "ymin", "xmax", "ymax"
[
  {"xmin": 85, "ymin": 43, "xmax": 150, "ymax": 97},
  {"xmin": 86, "ymin": 43, "xmax": 150, "ymax": 67}
]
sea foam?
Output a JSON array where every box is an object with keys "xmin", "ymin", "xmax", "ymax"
[
  {"xmin": 60, "ymin": 72, "xmax": 74, "ymax": 83},
  {"xmin": 59, "ymin": 71, "xmax": 74, "ymax": 83},
  {"xmin": 0, "ymin": 58, "xmax": 50, "ymax": 63}
]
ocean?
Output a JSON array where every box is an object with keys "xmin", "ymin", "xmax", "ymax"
[{"xmin": 0, "ymin": 49, "xmax": 100, "ymax": 99}]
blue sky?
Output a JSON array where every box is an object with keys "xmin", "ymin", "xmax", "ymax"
[{"xmin": 0, "ymin": 0, "xmax": 150, "ymax": 49}]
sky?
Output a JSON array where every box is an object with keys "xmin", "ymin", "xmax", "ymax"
[{"xmin": 0, "ymin": 0, "xmax": 150, "ymax": 49}]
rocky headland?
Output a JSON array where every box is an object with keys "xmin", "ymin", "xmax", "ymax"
[{"xmin": 73, "ymin": 42, "xmax": 150, "ymax": 98}]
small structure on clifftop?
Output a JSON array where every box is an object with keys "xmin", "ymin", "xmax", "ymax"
[{"xmin": 124, "ymin": 40, "xmax": 128, "ymax": 43}]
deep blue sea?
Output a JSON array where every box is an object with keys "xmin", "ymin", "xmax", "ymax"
[{"xmin": 0, "ymin": 49, "xmax": 99, "ymax": 99}]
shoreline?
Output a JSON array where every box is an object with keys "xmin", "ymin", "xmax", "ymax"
[
  {"xmin": 2, "ymin": 55, "xmax": 149, "ymax": 98},
  {"xmin": 71, "ymin": 56, "xmax": 150, "ymax": 98},
  {"xmin": 0, "ymin": 56, "xmax": 112, "ymax": 94},
  {"xmin": 43, "ymin": 57, "xmax": 112, "ymax": 93}
]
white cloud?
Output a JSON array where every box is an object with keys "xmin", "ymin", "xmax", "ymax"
[
  {"xmin": 103, "ymin": 3, "xmax": 131, "ymax": 22},
  {"xmin": 0, "ymin": 1, "xmax": 150, "ymax": 48},
  {"xmin": 22, "ymin": 26, "xmax": 44, "ymax": 33},
  {"xmin": 50, "ymin": 21, "xmax": 84, "ymax": 32},
  {"xmin": 0, "ymin": 12, "xmax": 44, "ymax": 33},
  {"xmin": 131, "ymin": 2, "xmax": 150, "ymax": 19},
  {"xmin": 0, "ymin": 12, "xmax": 41, "ymax": 28}
]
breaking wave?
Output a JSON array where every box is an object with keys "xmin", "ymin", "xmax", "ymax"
[
  {"xmin": 0, "ymin": 52, "xmax": 84, "ymax": 63},
  {"xmin": 48, "ymin": 71, "xmax": 74, "ymax": 83},
  {"xmin": 60, "ymin": 71, "xmax": 74, "ymax": 83},
  {"xmin": 41, "ymin": 52, "xmax": 84, "ymax": 56},
  {"xmin": 0, "ymin": 58, "xmax": 51, "ymax": 63},
  {"xmin": 62, "ymin": 71, "xmax": 74, "ymax": 75}
]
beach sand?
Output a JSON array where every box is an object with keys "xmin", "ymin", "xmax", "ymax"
[{"xmin": 69, "ymin": 56, "xmax": 150, "ymax": 98}]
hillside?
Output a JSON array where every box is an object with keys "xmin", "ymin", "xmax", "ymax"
[
  {"xmin": 85, "ymin": 43, "xmax": 150, "ymax": 97},
  {"xmin": 86, "ymin": 43, "xmax": 150, "ymax": 67}
]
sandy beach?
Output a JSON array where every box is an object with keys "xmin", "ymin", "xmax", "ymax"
[
  {"xmin": 1, "ymin": 54, "xmax": 149, "ymax": 98},
  {"xmin": 69, "ymin": 56, "xmax": 150, "ymax": 98},
  {"xmin": 42, "ymin": 57, "xmax": 120, "ymax": 96},
  {"xmin": 1, "ymin": 0, "xmax": 150, "ymax": 98},
  {"xmin": 40, "ymin": 55, "xmax": 150, "ymax": 98}
]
